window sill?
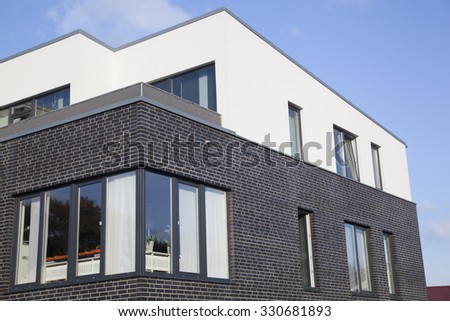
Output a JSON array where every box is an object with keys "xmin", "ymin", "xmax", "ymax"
[
  {"xmin": 350, "ymin": 290, "xmax": 378, "ymax": 299},
  {"xmin": 303, "ymin": 286, "xmax": 322, "ymax": 293}
]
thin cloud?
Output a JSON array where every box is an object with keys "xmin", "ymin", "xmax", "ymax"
[
  {"xmin": 418, "ymin": 200, "xmax": 438, "ymax": 213},
  {"xmin": 47, "ymin": 0, "xmax": 192, "ymax": 47},
  {"xmin": 424, "ymin": 218, "xmax": 450, "ymax": 241},
  {"xmin": 286, "ymin": 25, "xmax": 303, "ymax": 38}
]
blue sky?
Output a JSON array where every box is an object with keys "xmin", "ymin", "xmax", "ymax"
[{"xmin": 1, "ymin": 0, "xmax": 449, "ymax": 286}]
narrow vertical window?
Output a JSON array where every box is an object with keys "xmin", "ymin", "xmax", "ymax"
[
  {"xmin": 77, "ymin": 182, "xmax": 102, "ymax": 276},
  {"xmin": 145, "ymin": 172, "xmax": 172, "ymax": 273},
  {"xmin": 105, "ymin": 172, "xmax": 136, "ymax": 275},
  {"xmin": 299, "ymin": 212, "xmax": 315, "ymax": 287},
  {"xmin": 288, "ymin": 104, "xmax": 302, "ymax": 159},
  {"xmin": 345, "ymin": 223, "xmax": 371, "ymax": 292},
  {"xmin": 334, "ymin": 127, "xmax": 359, "ymax": 180},
  {"xmin": 205, "ymin": 187, "xmax": 228, "ymax": 279},
  {"xmin": 178, "ymin": 184, "xmax": 200, "ymax": 274},
  {"xmin": 16, "ymin": 197, "xmax": 40, "ymax": 285},
  {"xmin": 383, "ymin": 233, "xmax": 395, "ymax": 294},
  {"xmin": 42, "ymin": 187, "xmax": 71, "ymax": 283},
  {"xmin": 371, "ymin": 144, "xmax": 383, "ymax": 190}
]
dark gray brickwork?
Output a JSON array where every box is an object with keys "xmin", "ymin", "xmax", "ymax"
[{"xmin": 0, "ymin": 100, "xmax": 427, "ymax": 300}]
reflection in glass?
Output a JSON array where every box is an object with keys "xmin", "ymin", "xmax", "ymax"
[
  {"xmin": 0, "ymin": 108, "xmax": 9, "ymax": 128},
  {"xmin": 151, "ymin": 64, "xmax": 217, "ymax": 111},
  {"xmin": 345, "ymin": 224, "xmax": 359, "ymax": 292},
  {"xmin": 145, "ymin": 172, "xmax": 171, "ymax": 273},
  {"xmin": 16, "ymin": 197, "xmax": 40, "ymax": 285},
  {"xmin": 36, "ymin": 87, "xmax": 70, "ymax": 115},
  {"xmin": 179, "ymin": 184, "xmax": 199, "ymax": 273},
  {"xmin": 77, "ymin": 183, "xmax": 102, "ymax": 276},
  {"xmin": 345, "ymin": 223, "xmax": 371, "ymax": 292},
  {"xmin": 43, "ymin": 187, "xmax": 71, "ymax": 283},
  {"xmin": 288, "ymin": 106, "xmax": 302, "ymax": 158},
  {"xmin": 383, "ymin": 234, "xmax": 395, "ymax": 294}
]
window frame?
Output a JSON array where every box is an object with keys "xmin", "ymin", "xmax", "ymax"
[
  {"xmin": 298, "ymin": 209, "xmax": 315, "ymax": 288},
  {"xmin": 288, "ymin": 103, "xmax": 303, "ymax": 160},
  {"xmin": 383, "ymin": 232, "xmax": 396, "ymax": 295},
  {"xmin": 0, "ymin": 85, "xmax": 70, "ymax": 127},
  {"xmin": 10, "ymin": 169, "xmax": 230, "ymax": 293},
  {"xmin": 333, "ymin": 126, "xmax": 360, "ymax": 181},
  {"xmin": 344, "ymin": 222, "xmax": 372, "ymax": 293},
  {"xmin": 149, "ymin": 63, "xmax": 217, "ymax": 112},
  {"xmin": 371, "ymin": 143, "xmax": 383, "ymax": 190}
]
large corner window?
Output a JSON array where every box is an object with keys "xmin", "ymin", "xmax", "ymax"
[
  {"xmin": 288, "ymin": 104, "xmax": 303, "ymax": 159},
  {"xmin": 1, "ymin": 86, "xmax": 70, "ymax": 127},
  {"xmin": 345, "ymin": 223, "xmax": 371, "ymax": 292},
  {"xmin": 334, "ymin": 127, "xmax": 359, "ymax": 181},
  {"xmin": 299, "ymin": 211, "xmax": 315, "ymax": 288},
  {"xmin": 371, "ymin": 144, "xmax": 383, "ymax": 190},
  {"xmin": 383, "ymin": 233, "xmax": 395, "ymax": 295},
  {"xmin": 151, "ymin": 64, "xmax": 217, "ymax": 112},
  {"xmin": 13, "ymin": 170, "xmax": 228, "ymax": 291}
]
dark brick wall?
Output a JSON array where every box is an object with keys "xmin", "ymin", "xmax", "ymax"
[{"xmin": 0, "ymin": 101, "xmax": 428, "ymax": 300}]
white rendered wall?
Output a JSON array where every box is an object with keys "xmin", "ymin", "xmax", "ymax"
[{"xmin": 0, "ymin": 10, "xmax": 411, "ymax": 200}]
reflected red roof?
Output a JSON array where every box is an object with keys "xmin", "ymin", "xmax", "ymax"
[{"xmin": 428, "ymin": 286, "xmax": 450, "ymax": 301}]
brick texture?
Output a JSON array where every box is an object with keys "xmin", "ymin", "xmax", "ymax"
[{"xmin": 0, "ymin": 101, "xmax": 428, "ymax": 300}]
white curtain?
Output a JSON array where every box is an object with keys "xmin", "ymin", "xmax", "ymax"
[
  {"xmin": 17, "ymin": 197, "xmax": 40, "ymax": 284},
  {"xmin": 205, "ymin": 188, "xmax": 228, "ymax": 279},
  {"xmin": 178, "ymin": 184, "xmax": 199, "ymax": 273},
  {"xmin": 105, "ymin": 172, "xmax": 136, "ymax": 275}
]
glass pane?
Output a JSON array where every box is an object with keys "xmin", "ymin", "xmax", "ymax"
[
  {"xmin": 345, "ymin": 224, "xmax": 359, "ymax": 291},
  {"xmin": 145, "ymin": 172, "xmax": 172, "ymax": 273},
  {"xmin": 289, "ymin": 107, "xmax": 301, "ymax": 158},
  {"xmin": 372, "ymin": 146, "xmax": 382, "ymax": 189},
  {"xmin": 36, "ymin": 87, "xmax": 70, "ymax": 115},
  {"xmin": 11, "ymin": 101, "xmax": 32, "ymax": 115},
  {"xmin": 152, "ymin": 79, "xmax": 170, "ymax": 92},
  {"xmin": 356, "ymin": 228, "xmax": 371, "ymax": 291},
  {"xmin": 206, "ymin": 65, "xmax": 217, "ymax": 112},
  {"xmin": 299, "ymin": 214, "xmax": 315, "ymax": 287},
  {"xmin": 343, "ymin": 134, "xmax": 358, "ymax": 180},
  {"xmin": 178, "ymin": 184, "xmax": 199, "ymax": 273},
  {"xmin": 205, "ymin": 187, "xmax": 228, "ymax": 279},
  {"xmin": 173, "ymin": 71, "xmax": 200, "ymax": 106},
  {"xmin": 77, "ymin": 183, "xmax": 102, "ymax": 276},
  {"xmin": 334, "ymin": 129, "xmax": 345, "ymax": 176},
  {"xmin": 16, "ymin": 197, "xmax": 40, "ymax": 285},
  {"xmin": 0, "ymin": 108, "xmax": 9, "ymax": 128},
  {"xmin": 105, "ymin": 172, "xmax": 136, "ymax": 275},
  {"xmin": 384, "ymin": 234, "xmax": 395, "ymax": 294},
  {"xmin": 43, "ymin": 187, "xmax": 70, "ymax": 283}
]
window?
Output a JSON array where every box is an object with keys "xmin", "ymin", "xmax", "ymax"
[
  {"xmin": 371, "ymin": 144, "xmax": 383, "ymax": 190},
  {"xmin": 1, "ymin": 86, "xmax": 70, "ymax": 126},
  {"xmin": 0, "ymin": 108, "xmax": 9, "ymax": 128},
  {"xmin": 334, "ymin": 127, "xmax": 359, "ymax": 180},
  {"xmin": 15, "ymin": 197, "xmax": 40, "ymax": 285},
  {"xmin": 151, "ymin": 64, "xmax": 217, "ymax": 111},
  {"xmin": 12, "ymin": 170, "xmax": 228, "ymax": 291},
  {"xmin": 77, "ymin": 182, "xmax": 102, "ymax": 276},
  {"xmin": 345, "ymin": 223, "xmax": 371, "ymax": 292},
  {"xmin": 383, "ymin": 233, "xmax": 395, "ymax": 295},
  {"xmin": 299, "ymin": 211, "xmax": 315, "ymax": 288},
  {"xmin": 288, "ymin": 104, "xmax": 303, "ymax": 159},
  {"xmin": 144, "ymin": 172, "xmax": 229, "ymax": 279}
]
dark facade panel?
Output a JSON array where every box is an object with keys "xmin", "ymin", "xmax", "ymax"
[{"xmin": 0, "ymin": 100, "xmax": 427, "ymax": 300}]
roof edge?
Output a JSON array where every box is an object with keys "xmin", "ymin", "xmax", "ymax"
[
  {"xmin": 0, "ymin": 7, "xmax": 406, "ymax": 146},
  {"xmin": 220, "ymin": 9, "xmax": 407, "ymax": 147}
]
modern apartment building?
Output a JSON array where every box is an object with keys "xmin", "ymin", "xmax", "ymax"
[{"xmin": 0, "ymin": 8, "xmax": 427, "ymax": 300}]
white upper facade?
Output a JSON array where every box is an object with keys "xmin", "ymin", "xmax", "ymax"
[{"xmin": 0, "ymin": 8, "xmax": 412, "ymax": 200}]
